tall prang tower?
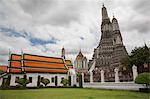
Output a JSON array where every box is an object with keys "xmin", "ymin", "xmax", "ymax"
[{"xmin": 89, "ymin": 5, "xmax": 132, "ymax": 82}]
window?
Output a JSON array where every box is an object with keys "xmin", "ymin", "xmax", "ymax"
[
  {"xmin": 15, "ymin": 77, "xmax": 19, "ymax": 83},
  {"xmin": 51, "ymin": 77, "xmax": 54, "ymax": 83},
  {"xmin": 29, "ymin": 77, "xmax": 32, "ymax": 83}
]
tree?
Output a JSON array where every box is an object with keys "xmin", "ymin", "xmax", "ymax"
[
  {"xmin": 135, "ymin": 72, "xmax": 150, "ymax": 88},
  {"xmin": 0, "ymin": 71, "xmax": 4, "ymax": 75},
  {"xmin": 61, "ymin": 78, "xmax": 68, "ymax": 87},
  {"xmin": 16, "ymin": 78, "xmax": 30, "ymax": 88},
  {"xmin": 41, "ymin": 78, "xmax": 50, "ymax": 87},
  {"xmin": 121, "ymin": 45, "xmax": 150, "ymax": 72},
  {"xmin": 130, "ymin": 46, "xmax": 149, "ymax": 66}
]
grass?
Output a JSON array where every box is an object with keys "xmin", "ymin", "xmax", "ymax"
[{"xmin": 0, "ymin": 88, "xmax": 149, "ymax": 99}]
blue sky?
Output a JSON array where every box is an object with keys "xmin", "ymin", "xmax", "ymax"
[{"xmin": 0, "ymin": 0, "xmax": 150, "ymax": 65}]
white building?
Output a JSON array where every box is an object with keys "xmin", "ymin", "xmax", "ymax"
[{"xmin": 0, "ymin": 48, "xmax": 76, "ymax": 87}]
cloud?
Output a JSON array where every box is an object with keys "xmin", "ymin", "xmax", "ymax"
[
  {"xmin": 132, "ymin": 0, "xmax": 150, "ymax": 16},
  {"xmin": 0, "ymin": 0, "xmax": 149, "ymax": 65}
]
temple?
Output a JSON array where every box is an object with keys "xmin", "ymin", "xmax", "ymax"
[
  {"xmin": 89, "ymin": 5, "xmax": 132, "ymax": 82},
  {"xmin": 0, "ymin": 48, "xmax": 76, "ymax": 87}
]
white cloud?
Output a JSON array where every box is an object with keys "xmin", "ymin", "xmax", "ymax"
[{"xmin": 0, "ymin": 0, "xmax": 149, "ymax": 65}]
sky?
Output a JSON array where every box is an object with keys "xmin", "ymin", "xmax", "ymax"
[{"xmin": 0, "ymin": 0, "xmax": 150, "ymax": 65}]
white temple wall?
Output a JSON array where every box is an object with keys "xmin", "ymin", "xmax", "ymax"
[
  {"xmin": 10, "ymin": 74, "xmax": 24, "ymax": 86},
  {"xmin": 9, "ymin": 73, "xmax": 68, "ymax": 87},
  {"xmin": 26, "ymin": 73, "xmax": 38, "ymax": 87}
]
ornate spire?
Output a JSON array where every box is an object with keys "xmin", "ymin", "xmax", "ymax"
[
  {"xmin": 112, "ymin": 16, "xmax": 120, "ymax": 31},
  {"xmin": 76, "ymin": 49, "xmax": 84, "ymax": 60},
  {"xmin": 61, "ymin": 47, "xmax": 65, "ymax": 59},
  {"xmin": 102, "ymin": 4, "xmax": 109, "ymax": 21},
  {"xmin": 113, "ymin": 12, "xmax": 115, "ymax": 18}
]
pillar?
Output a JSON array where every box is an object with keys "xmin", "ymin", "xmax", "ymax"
[
  {"xmin": 101, "ymin": 70, "xmax": 105, "ymax": 83},
  {"xmin": 132, "ymin": 65, "xmax": 138, "ymax": 81},
  {"xmin": 90, "ymin": 71, "xmax": 93, "ymax": 83},
  {"xmin": 114, "ymin": 68, "xmax": 119, "ymax": 83},
  {"xmin": 81, "ymin": 73, "xmax": 84, "ymax": 85},
  {"xmin": 71, "ymin": 74, "xmax": 77, "ymax": 86}
]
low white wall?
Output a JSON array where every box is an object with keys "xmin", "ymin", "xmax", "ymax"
[
  {"xmin": 9, "ymin": 73, "xmax": 68, "ymax": 87},
  {"xmin": 39, "ymin": 73, "xmax": 68, "ymax": 86},
  {"xmin": 26, "ymin": 73, "xmax": 38, "ymax": 87},
  {"xmin": 10, "ymin": 74, "xmax": 24, "ymax": 86}
]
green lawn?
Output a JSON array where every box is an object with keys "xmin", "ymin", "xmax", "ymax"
[{"xmin": 0, "ymin": 88, "xmax": 149, "ymax": 99}]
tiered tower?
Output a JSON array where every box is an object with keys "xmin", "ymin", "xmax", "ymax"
[{"xmin": 89, "ymin": 5, "xmax": 131, "ymax": 82}]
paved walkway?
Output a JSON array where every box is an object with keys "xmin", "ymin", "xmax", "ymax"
[{"xmin": 83, "ymin": 82, "xmax": 144, "ymax": 91}]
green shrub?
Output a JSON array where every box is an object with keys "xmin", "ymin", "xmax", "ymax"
[
  {"xmin": 62, "ymin": 79, "xmax": 68, "ymax": 87},
  {"xmin": 135, "ymin": 72, "xmax": 150, "ymax": 88},
  {"xmin": 16, "ymin": 78, "xmax": 30, "ymax": 87},
  {"xmin": 41, "ymin": 78, "xmax": 50, "ymax": 87}
]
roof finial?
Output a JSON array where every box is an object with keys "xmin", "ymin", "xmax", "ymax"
[
  {"xmin": 102, "ymin": 3, "xmax": 104, "ymax": 7},
  {"xmin": 79, "ymin": 49, "xmax": 81, "ymax": 53},
  {"xmin": 113, "ymin": 12, "xmax": 115, "ymax": 18}
]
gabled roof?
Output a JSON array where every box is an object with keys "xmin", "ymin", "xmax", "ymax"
[
  {"xmin": 23, "ymin": 54, "xmax": 64, "ymax": 63},
  {"xmin": 9, "ymin": 53, "xmax": 68, "ymax": 74}
]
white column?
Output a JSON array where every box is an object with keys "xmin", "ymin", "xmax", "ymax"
[
  {"xmin": 71, "ymin": 75, "xmax": 74, "ymax": 86},
  {"xmin": 114, "ymin": 68, "xmax": 119, "ymax": 83},
  {"xmin": 73, "ymin": 74, "xmax": 77, "ymax": 85},
  {"xmin": 101, "ymin": 70, "xmax": 105, "ymax": 83},
  {"xmin": 0, "ymin": 78, "xmax": 3, "ymax": 86},
  {"xmin": 81, "ymin": 73, "xmax": 84, "ymax": 85},
  {"xmin": 90, "ymin": 71, "xmax": 93, "ymax": 83},
  {"xmin": 132, "ymin": 65, "xmax": 138, "ymax": 81}
]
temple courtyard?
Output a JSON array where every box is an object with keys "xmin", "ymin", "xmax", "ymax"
[{"xmin": 0, "ymin": 88, "xmax": 149, "ymax": 99}]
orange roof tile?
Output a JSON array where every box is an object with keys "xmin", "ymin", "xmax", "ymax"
[
  {"xmin": 9, "ymin": 68, "xmax": 22, "ymax": 73},
  {"xmin": 11, "ymin": 54, "xmax": 21, "ymax": 61},
  {"xmin": 24, "ymin": 67, "xmax": 68, "ymax": 73},
  {"xmin": 24, "ymin": 61, "xmax": 66, "ymax": 69},
  {"xmin": 0, "ymin": 66, "xmax": 8, "ymax": 72},
  {"xmin": 8, "ymin": 53, "xmax": 69, "ymax": 74},
  {"xmin": 24, "ymin": 54, "xmax": 63, "ymax": 63},
  {"xmin": 10, "ymin": 61, "xmax": 21, "ymax": 68}
]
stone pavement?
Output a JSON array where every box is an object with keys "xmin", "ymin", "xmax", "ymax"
[{"xmin": 83, "ymin": 82, "xmax": 144, "ymax": 91}]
